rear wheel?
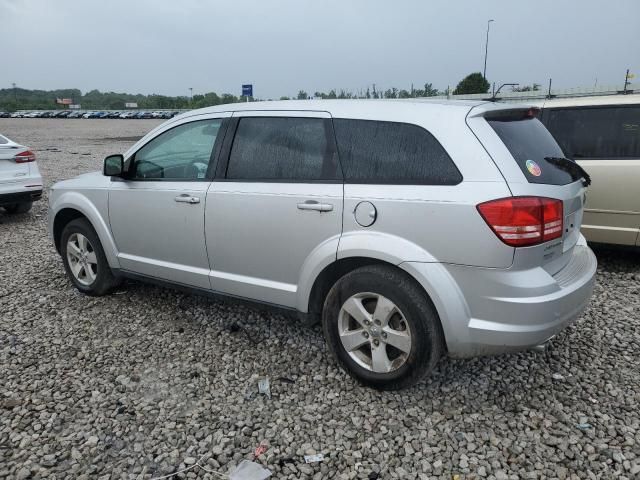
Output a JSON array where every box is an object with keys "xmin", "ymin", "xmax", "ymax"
[
  {"xmin": 322, "ymin": 265, "xmax": 444, "ymax": 390},
  {"xmin": 60, "ymin": 218, "xmax": 120, "ymax": 296},
  {"xmin": 3, "ymin": 202, "xmax": 32, "ymax": 214}
]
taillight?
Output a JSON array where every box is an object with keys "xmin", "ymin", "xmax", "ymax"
[
  {"xmin": 14, "ymin": 150, "xmax": 36, "ymax": 163},
  {"xmin": 477, "ymin": 196, "xmax": 563, "ymax": 247}
]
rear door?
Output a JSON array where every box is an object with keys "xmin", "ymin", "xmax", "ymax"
[
  {"xmin": 205, "ymin": 111, "xmax": 343, "ymax": 308},
  {"xmin": 467, "ymin": 107, "xmax": 588, "ymax": 274},
  {"xmin": 540, "ymin": 105, "xmax": 640, "ymax": 246}
]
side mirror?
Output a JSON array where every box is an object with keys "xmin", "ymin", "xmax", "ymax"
[{"xmin": 103, "ymin": 154, "xmax": 124, "ymax": 177}]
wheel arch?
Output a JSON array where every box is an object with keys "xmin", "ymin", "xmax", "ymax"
[
  {"xmin": 53, "ymin": 208, "xmax": 86, "ymax": 253},
  {"xmin": 50, "ymin": 192, "xmax": 120, "ymax": 268},
  {"xmin": 305, "ymin": 256, "xmax": 449, "ymax": 352}
]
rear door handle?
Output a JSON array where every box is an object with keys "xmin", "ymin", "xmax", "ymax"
[
  {"xmin": 174, "ymin": 194, "xmax": 200, "ymax": 204},
  {"xmin": 297, "ymin": 200, "xmax": 333, "ymax": 212}
]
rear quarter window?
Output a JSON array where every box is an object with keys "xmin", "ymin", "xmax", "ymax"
[
  {"xmin": 332, "ymin": 119, "xmax": 462, "ymax": 185},
  {"xmin": 487, "ymin": 112, "xmax": 577, "ymax": 185}
]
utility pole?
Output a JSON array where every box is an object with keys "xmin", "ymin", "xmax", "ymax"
[{"xmin": 483, "ymin": 19, "xmax": 494, "ymax": 80}]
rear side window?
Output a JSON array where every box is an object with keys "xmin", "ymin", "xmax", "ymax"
[
  {"xmin": 332, "ymin": 119, "xmax": 462, "ymax": 184},
  {"xmin": 226, "ymin": 117, "xmax": 340, "ymax": 181},
  {"xmin": 487, "ymin": 112, "xmax": 578, "ymax": 185},
  {"xmin": 541, "ymin": 106, "xmax": 640, "ymax": 159}
]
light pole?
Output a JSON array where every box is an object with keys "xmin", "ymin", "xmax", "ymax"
[
  {"xmin": 483, "ymin": 19, "xmax": 494, "ymax": 81},
  {"xmin": 189, "ymin": 87, "xmax": 193, "ymax": 106}
]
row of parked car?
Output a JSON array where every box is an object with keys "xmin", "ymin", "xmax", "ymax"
[{"xmin": 0, "ymin": 110, "xmax": 181, "ymax": 119}]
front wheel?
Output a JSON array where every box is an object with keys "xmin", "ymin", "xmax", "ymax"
[
  {"xmin": 322, "ymin": 265, "xmax": 444, "ymax": 390},
  {"xmin": 60, "ymin": 218, "xmax": 120, "ymax": 296}
]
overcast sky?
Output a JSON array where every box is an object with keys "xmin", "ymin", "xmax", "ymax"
[{"xmin": 2, "ymin": 0, "xmax": 639, "ymax": 98}]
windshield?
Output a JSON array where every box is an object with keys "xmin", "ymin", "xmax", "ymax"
[{"xmin": 487, "ymin": 113, "xmax": 581, "ymax": 185}]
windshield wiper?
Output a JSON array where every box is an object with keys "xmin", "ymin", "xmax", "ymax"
[{"xmin": 544, "ymin": 157, "xmax": 591, "ymax": 187}]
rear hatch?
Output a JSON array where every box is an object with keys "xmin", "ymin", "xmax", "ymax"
[
  {"xmin": 0, "ymin": 134, "xmax": 30, "ymax": 185},
  {"xmin": 466, "ymin": 105, "xmax": 589, "ymax": 274}
]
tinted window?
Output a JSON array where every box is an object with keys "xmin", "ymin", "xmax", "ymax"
[
  {"xmin": 542, "ymin": 106, "xmax": 640, "ymax": 159},
  {"xmin": 487, "ymin": 113, "xmax": 577, "ymax": 185},
  {"xmin": 131, "ymin": 119, "xmax": 221, "ymax": 180},
  {"xmin": 0, "ymin": 135, "xmax": 8, "ymax": 145},
  {"xmin": 332, "ymin": 119, "xmax": 461, "ymax": 184},
  {"xmin": 226, "ymin": 117, "xmax": 339, "ymax": 181}
]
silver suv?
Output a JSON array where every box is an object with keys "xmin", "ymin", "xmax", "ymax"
[{"xmin": 48, "ymin": 100, "xmax": 597, "ymax": 390}]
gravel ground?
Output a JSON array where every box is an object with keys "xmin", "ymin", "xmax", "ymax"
[{"xmin": 1, "ymin": 118, "xmax": 639, "ymax": 480}]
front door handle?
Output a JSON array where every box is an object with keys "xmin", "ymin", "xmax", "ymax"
[
  {"xmin": 174, "ymin": 194, "xmax": 200, "ymax": 204},
  {"xmin": 297, "ymin": 200, "xmax": 333, "ymax": 212}
]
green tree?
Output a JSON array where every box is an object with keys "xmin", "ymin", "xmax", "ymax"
[
  {"xmin": 279, "ymin": 96, "xmax": 290, "ymax": 100},
  {"xmin": 297, "ymin": 90, "xmax": 308, "ymax": 100},
  {"xmin": 422, "ymin": 83, "xmax": 439, "ymax": 97},
  {"xmin": 453, "ymin": 72, "xmax": 490, "ymax": 95}
]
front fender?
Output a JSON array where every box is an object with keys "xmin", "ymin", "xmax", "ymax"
[{"xmin": 49, "ymin": 189, "xmax": 120, "ymax": 269}]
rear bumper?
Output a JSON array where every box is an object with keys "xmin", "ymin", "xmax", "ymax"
[
  {"xmin": 0, "ymin": 170, "xmax": 43, "ymax": 206},
  {"xmin": 403, "ymin": 238, "xmax": 597, "ymax": 358},
  {"xmin": 0, "ymin": 189, "xmax": 42, "ymax": 206}
]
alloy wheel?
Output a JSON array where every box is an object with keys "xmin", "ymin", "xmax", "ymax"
[
  {"xmin": 338, "ymin": 292, "xmax": 412, "ymax": 373},
  {"xmin": 66, "ymin": 233, "xmax": 98, "ymax": 286}
]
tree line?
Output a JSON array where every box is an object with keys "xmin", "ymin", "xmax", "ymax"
[{"xmin": 0, "ymin": 73, "xmax": 505, "ymax": 111}]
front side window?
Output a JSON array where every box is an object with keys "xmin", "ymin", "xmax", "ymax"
[
  {"xmin": 130, "ymin": 119, "xmax": 222, "ymax": 180},
  {"xmin": 332, "ymin": 119, "xmax": 462, "ymax": 184},
  {"xmin": 542, "ymin": 106, "xmax": 640, "ymax": 159},
  {"xmin": 226, "ymin": 117, "xmax": 340, "ymax": 181}
]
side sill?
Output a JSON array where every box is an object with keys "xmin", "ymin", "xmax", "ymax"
[{"xmin": 113, "ymin": 269, "xmax": 315, "ymax": 324}]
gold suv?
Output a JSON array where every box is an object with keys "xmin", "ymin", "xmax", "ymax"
[{"xmin": 539, "ymin": 94, "xmax": 640, "ymax": 246}]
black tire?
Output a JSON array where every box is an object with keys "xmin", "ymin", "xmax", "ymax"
[
  {"xmin": 322, "ymin": 265, "xmax": 444, "ymax": 390},
  {"xmin": 4, "ymin": 201, "xmax": 32, "ymax": 214},
  {"xmin": 60, "ymin": 218, "xmax": 121, "ymax": 296}
]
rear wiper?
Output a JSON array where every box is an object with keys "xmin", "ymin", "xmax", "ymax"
[{"xmin": 544, "ymin": 157, "xmax": 592, "ymax": 187}]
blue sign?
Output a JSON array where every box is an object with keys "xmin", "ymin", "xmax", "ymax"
[{"xmin": 242, "ymin": 84, "xmax": 253, "ymax": 97}]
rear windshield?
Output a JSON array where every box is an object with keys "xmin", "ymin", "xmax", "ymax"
[
  {"xmin": 487, "ymin": 112, "xmax": 579, "ymax": 185},
  {"xmin": 0, "ymin": 135, "xmax": 8, "ymax": 145}
]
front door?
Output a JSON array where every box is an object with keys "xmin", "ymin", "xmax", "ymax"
[
  {"xmin": 205, "ymin": 112, "xmax": 343, "ymax": 308},
  {"xmin": 108, "ymin": 115, "xmax": 228, "ymax": 289}
]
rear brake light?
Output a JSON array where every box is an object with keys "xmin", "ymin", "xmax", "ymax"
[
  {"xmin": 14, "ymin": 150, "xmax": 36, "ymax": 163},
  {"xmin": 477, "ymin": 196, "xmax": 563, "ymax": 247}
]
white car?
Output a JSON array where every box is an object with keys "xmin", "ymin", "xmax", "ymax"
[{"xmin": 0, "ymin": 134, "xmax": 43, "ymax": 213}]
